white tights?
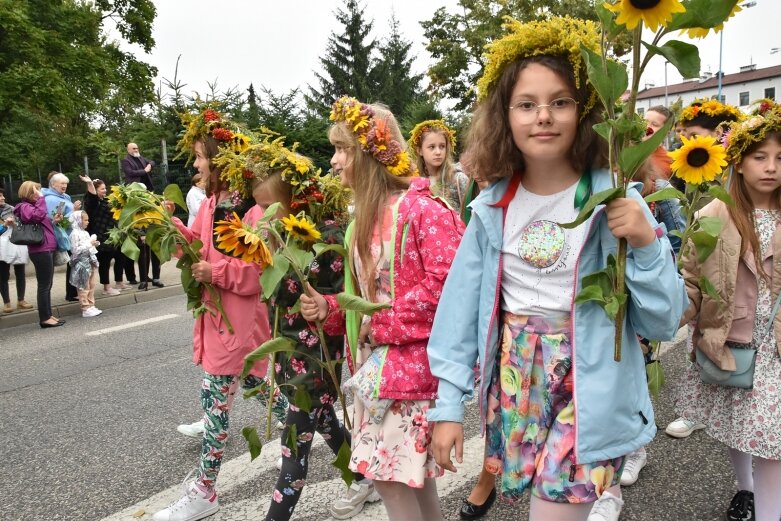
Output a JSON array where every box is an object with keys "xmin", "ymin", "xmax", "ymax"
[
  {"xmin": 728, "ymin": 448, "xmax": 781, "ymax": 521},
  {"xmin": 373, "ymin": 478, "xmax": 444, "ymax": 521}
]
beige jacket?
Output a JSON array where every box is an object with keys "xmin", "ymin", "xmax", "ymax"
[{"xmin": 681, "ymin": 200, "xmax": 781, "ymax": 370}]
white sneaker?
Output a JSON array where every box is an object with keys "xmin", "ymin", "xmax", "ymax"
[
  {"xmin": 82, "ymin": 307, "xmax": 101, "ymax": 318},
  {"xmin": 152, "ymin": 480, "xmax": 219, "ymax": 521},
  {"xmin": 588, "ymin": 491, "xmax": 624, "ymax": 521},
  {"xmin": 177, "ymin": 420, "xmax": 205, "ymax": 439},
  {"xmin": 620, "ymin": 447, "xmax": 647, "ymax": 486},
  {"xmin": 276, "ymin": 457, "xmax": 283, "ymax": 470},
  {"xmin": 329, "ymin": 481, "xmax": 382, "ymax": 519},
  {"xmin": 104, "ymin": 287, "xmax": 121, "ymax": 296},
  {"xmin": 664, "ymin": 417, "xmax": 706, "ymax": 438},
  {"xmin": 277, "ymin": 420, "xmax": 285, "ymax": 430}
]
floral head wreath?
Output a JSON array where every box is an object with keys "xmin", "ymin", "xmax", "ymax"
[
  {"xmin": 174, "ymin": 104, "xmax": 253, "ymax": 165},
  {"xmin": 476, "ymin": 16, "xmax": 601, "ymax": 118},
  {"xmin": 723, "ymin": 99, "xmax": 781, "ymax": 164},
  {"xmin": 408, "ymin": 120, "xmax": 457, "ymax": 151},
  {"xmin": 678, "ymin": 98, "xmax": 744, "ymax": 126},
  {"xmin": 329, "ymin": 96, "xmax": 417, "ymax": 177}
]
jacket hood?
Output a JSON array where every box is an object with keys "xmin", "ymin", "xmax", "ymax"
[
  {"xmin": 70, "ymin": 210, "xmax": 86, "ymax": 231},
  {"xmin": 42, "ymin": 187, "xmax": 72, "ymax": 201}
]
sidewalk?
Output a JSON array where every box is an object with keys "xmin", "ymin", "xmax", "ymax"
[{"xmin": 0, "ymin": 259, "xmax": 183, "ymax": 328}]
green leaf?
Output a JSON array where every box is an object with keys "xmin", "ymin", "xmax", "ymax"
[
  {"xmin": 294, "ymin": 385, "xmax": 312, "ymax": 413},
  {"xmin": 288, "ymin": 246, "xmax": 315, "ymax": 272},
  {"xmin": 642, "ymin": 40, "xmax": 700, "ymax": 79},
  {"xmin": 644, "ymin": 186, "xmax": 685, "ymax": 203},
  {"xmin": 190, "ymin": 239, "xmax": 203, "ymax": 254},
  {"xmin": 560, "ymin": 187, "xmax": 622, "ymax": 229},
  {"xmin": 261, "ymin": 202, "xmax": 282, "ymax": 222},
  {"xmin": 574, "ymin": 285, "xmax": 606, "ymax": 305},
  {"xmin": 241, "ymin": 426, "xmax": 263, "ymax": 461},
  {"xmin": 707, "ymin": 185, "xmax": 734, "ymax": 206},
  {"xmin": 580, "ymin": 45, "xmax": 628, "ymax": 109},
  {"xmin": 180, "ymin": 265, "xmax": 194, "ymax": 289},
  {"xmin": 618, "ymin": 118, "xmax": 673, "ymax": 180},
  {"xmin": 242, "ymin": 384, "xmax": 263, "ymax": 399},
  {"xmin": 288, "ymin": 298, "xmax": 301, "ymax": 314},
  {"xmin": 646, "ymin": 360, "xmax": 665, "ymax": 399},
  {"xmin": 259, "ymin": 255, "xmax": 290, "ymax": 300},
  {"xmin": 287, "ymin": 424, "xmax": 299, "ymax": 458},
  {"xmin": 336, "ymin": 293, "xmax": 391, "ymax": 315},
  {"xmin": 691, "ymin": 230, "xmax": 719, "ymax": 262},
  {"xmin": 313, "ymin": 243, "xmax": 348, "ymax": 259},
  {"xmin": 696, "ymin": 216, "xmax": 723, "ymax": 237},
  {"xmin": 121, "ymin": 235, "xmax": 140, "ymax": 260},
  {"xmin": 332, "ymin": 440, "xmax": 354, "ymax": 487},
  {"xmin": 668, "ymin": 0, "xmax": 740, "ymax": 31},
  {"xmin": 593, "ymin": 122, "xmax": 612, "ymax": 141},
  {"xmin": 582, "ymin": 269, "xmax": 613, "ymax": 297},
  {"xmin": 163, "ymin": 184, "xmax": 187, "ymax": 211},
  {"xmin": 241, "ymin": 337, "xmax": 297, "ymax": 378},
  {"xmin": 699, "ymin": 275, "xmax": 722, "ymax": 304},
  {"xmin": 595, "ymin": 2, "xmax": 623, "ymax": 39}
]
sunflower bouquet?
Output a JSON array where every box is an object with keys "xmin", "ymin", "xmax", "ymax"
[
  {"xmin": 568, "ymin": 0, "xmax": 742, "ymax": 361},
  {"xmin": 106, "ymin": 182, "xmax": 234, "ymax": 333}
]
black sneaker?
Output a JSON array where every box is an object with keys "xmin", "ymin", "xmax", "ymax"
[{"xmin": 726, "ymin": 490, "xmax": 754, "ymax": 521}]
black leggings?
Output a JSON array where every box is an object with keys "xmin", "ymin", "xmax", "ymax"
[
  {"xmin": 29, "ymin": 251, "xmax": 54, "ymax": 322},
  {"xmin": 264, "ymin": 404, "xmax": 363, "ymax": 521},
  {"xmin": 96, "ymin": 249, "xmax": 124, "ymax": 285},
  {"xmin": 0, "ymin": 262, "xmax": 26, "ymax": 303},
  {"xmin": 138, "ymin": 241, "xmax": 160, "ymax": 281}
]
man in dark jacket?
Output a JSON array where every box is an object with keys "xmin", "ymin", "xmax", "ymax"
[{"xmin": 121, "ymin": 143, "xmax": 155, "ymax": 190}]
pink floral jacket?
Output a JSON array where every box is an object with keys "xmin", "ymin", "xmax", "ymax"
[{"xmin": 322, "ymin": 178, "xmax": 465, "ymax": 400}]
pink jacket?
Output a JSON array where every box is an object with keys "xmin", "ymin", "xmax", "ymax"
[
  {"xmin": 174, "ymin": 197, "xmax": 270, "ymax": 377},
  {"xmin": 323, "ymin": 178, "xmax": 465, "ymax": 400}
]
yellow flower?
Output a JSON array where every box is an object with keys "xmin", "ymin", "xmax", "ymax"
[
  {"xmin": 281, "ymin": 214, "xmax": 321, "ymax": 242},
  {"xmin": 605, "ymin": 0, "xmax": 686, "ymax": 32},
  {"xmin": 683, "ymin": 2, "xmax": 742, "ymax": 38},
  {"xmin": 669, "ymin": 135, "xmax": 728, "ymax": 185},
  {"xmin": 214, "ymin": 213, "xmax": 273, "ymax": 266}
]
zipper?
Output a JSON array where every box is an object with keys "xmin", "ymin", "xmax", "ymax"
[
  {"xmin": 480, "ymin": 253, "xmax": 503, "ymax": 435},
  {"xmin": 568, "ymin": 206, "xmax": 605, "ymax": 465}
]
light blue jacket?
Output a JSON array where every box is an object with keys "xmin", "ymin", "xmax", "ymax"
[{"xmin": 426, "ymin": 169, "xmax": 687, "ymax": 464}]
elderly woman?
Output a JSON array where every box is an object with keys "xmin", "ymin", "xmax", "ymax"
[
  {"xmin": 43, "ymin": 172, "xmax": 79, "ymax": 301},
  {"xmin": 13, "ymin": 181, "xmax": 65, "ymax": 328}
]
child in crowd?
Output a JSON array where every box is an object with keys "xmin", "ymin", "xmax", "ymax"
[
  {"xmin": 408, "ymin": 119, "xmax": 469, "ymax": 211},
  {"xmin": 68, "ymin": 210, "xmax": 101, "ymax": 318},
  {"xmin": 665, "ymin": 98, "xmax": 744, "ymax": 440},
  {"xmin": 644, "ymin": 105, "xmax": 675, "ymax": 181},
  {"xmin": 301, "ymin": 96, "xmax": 464, "ymax": 521},
  {"xmin": 677, "ymin": 101, "xmax": 781, "ymax": 521},
  {"xmin": 425, "ymin": 17, "xmax": 686, "ymax": 521}
]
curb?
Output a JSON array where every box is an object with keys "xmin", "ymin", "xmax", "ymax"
[{"xmin": 0, "ymin": 284, "xmax": 183, "ymax": 329}]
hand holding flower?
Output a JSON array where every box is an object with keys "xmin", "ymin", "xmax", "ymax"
[
  {"xmin": 300, "ymin": 286, "xmax": 327, "ymax": 322},
  {"xmin": 191, "ymin": 260, "xmax": 213, "ymax": 283},
  {"xmin": 606, "ymin": 198, "xmax": 656, "ymax": 248}
]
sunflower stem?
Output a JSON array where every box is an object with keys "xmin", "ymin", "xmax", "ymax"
[{"xmin": 266, "ymin": 307, "xmax": 280, "ymax": 440}]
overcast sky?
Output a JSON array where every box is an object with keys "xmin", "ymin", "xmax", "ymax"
[{"xmin": 122, "ymin": 0, "xmax": 779, "ymax": 106}]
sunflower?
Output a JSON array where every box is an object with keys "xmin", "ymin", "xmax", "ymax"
[
  {"xmin": 281, "ymin": 215, "xmax": 322, "ymax": 242},
  {"xmin": 605, "ymin": 0, "xmax": 686, "ymax": 32},
  {"xmin": 214, "ymin": 213, "xmax": 273, "ymax": 266},
  {"xmin": 668, "ymin": 135, "xmax": 728, "ymax": 185}
]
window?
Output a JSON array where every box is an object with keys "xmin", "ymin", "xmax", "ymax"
[
  {"xmin": 766, "ymin": 87, "xmax": 776, "ymax": 100},
  {"xmin": 637, "ymin": 107, "xmax": 645, "ymax": 115},
  {"xmin": 716, "ymin": 94, "xmax": 726, "ymax": 103},
  {"xmin": 739, "ymin": 91, "xmax": 750, "ymax": 105}
]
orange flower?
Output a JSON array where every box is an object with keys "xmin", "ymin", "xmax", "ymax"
[{"xmin": 214, "ymin": 213, "xmax": 273, "ymax": 266}]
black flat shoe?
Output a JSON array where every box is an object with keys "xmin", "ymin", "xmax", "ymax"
[
  {"xmin": 127, "ymin": 280, "xmax": 139, "ymax": 285},
  {"xmin": 57, "ymin": 319, "xmax": 66, "ymax": 324},
  {"xmin": 137, "ymin": 282, "xmax": 148, "ymax": 290},
  {"xmin": 151, "ymin": 280, "xmax": 165, "ymax": 288},
  {"xmin": 40, "ymin": 321, "xmax": 65, "ymax": 328},
  {"xmin": 460, "ymin": 487, "xmax": 496, "ymax": 520}
]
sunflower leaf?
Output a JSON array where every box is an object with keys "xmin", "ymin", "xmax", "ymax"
[
  {"xmin": 332, "ymin": 440, "xmax": 354, "ymax": 487},
  {"xmin": 241, "ymin": 426, "xmax": 263, "ymax": 461},
  {"xmin": 294, "ymin": 384, "xmax": 312, "ymax": 413},
  {"xmin": 691, "ymin": 230, "xmax": 719, "ymax": 263},
  {"xmin": 336, "ymin": 293, "xmax": 391, "ymax": 315},
  {"xmin": 707, "ymin": 185, "xmax": 734, "ymax": 206},
  {"xmin": 668, "ymin": 0, "xmax": 739, "ymax": 31},
  {"xmin": 259, "ymin": 255, "xmax": 290, "ymax": 300},
  {"xmin": 261, "ymin": 203, "xmax": 282, "ymax": 222},
  {"xmin": 642, "ymin": 40, "xmax": 700, "ymax": 79},
  {"xmin": 593, "ymin": 122, "xmax": 613, "ymax": 141},
  {"xmin": 559, "ymin": 187, "xmax": 622, "ymax": 229},
  {"xmin": 121, "ymin": 235, "xmax": 140, "ymax": 260},
  {"xmin": 288, "ymin": 246, "xmax": 314, "ymax": 273},
  {"xmin": 580, "ymin": 45, "xmax": 628, "ymax": 109},
  {"xmin": 241, "ymin": 337, "xmax": 297, "ymax": 379},
  {"xmin": 697, "ymin": 216, "xmax": 723, "ymax": 237},
  {"xmin": 644, "ymin": 186, "xmax": 685, "ymax": 204},
  {"xmin": 313, "ymin": 243, "xmax": 348, "ymax": 260},
  {"xmin": 595, "ymin": 2, "xmax": 623, "ymax": 40},
  {"xmin": 646, "ymin": 360, "xmax": 665, "ymax": 399},
  {"xmin": 699, "ymin": 275, "xmax": 722, "ymax": 304},
  {"xmin": 163, "ymin": 184, "xmax": 187, "ymax": 211},
  {"xmin": 574, "ymin": 284, "xmax": 607, "ymax": 305},
  {"xmin": 618, "ymin": 118, "xmax": 673, "ymax": 181}
]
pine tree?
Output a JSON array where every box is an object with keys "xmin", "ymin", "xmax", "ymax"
[
  {"xmin": 374, "ymin": 13, "xmax": 425, "ymax": 124},
  {"xmin": 246, "ymin": 83, "xmax": 261, "ymax": 129},
  {"xmin": 307, "ymin": 0, "xmax": 377, "ymax": 114}
]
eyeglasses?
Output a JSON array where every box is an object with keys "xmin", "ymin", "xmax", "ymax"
[{"xmin": 508, "ymin": 97, "xmax": 578, "ymax": 121}]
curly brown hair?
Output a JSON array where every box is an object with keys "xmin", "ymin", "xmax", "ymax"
[{"xmin": 465, "ymin": 55, "xmax": 607, "ymax": 183}]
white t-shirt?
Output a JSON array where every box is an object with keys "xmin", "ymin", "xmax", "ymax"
[{"xmin": 501, "ymin": 180, "xmax": 589, "ymax": 315}]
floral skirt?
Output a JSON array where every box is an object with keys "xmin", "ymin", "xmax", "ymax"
[
  {"xmin": 348, "ymin": 346, "xmax": 442, "ymax": 487},
  {"xmin": 484, "ymin": 312, "xmax": 623, "ymax": 504}
]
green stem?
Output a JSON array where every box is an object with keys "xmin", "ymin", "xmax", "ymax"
[
  {"xmin": 266, "ymin": 307, "xmax": 280, "ymax": 439},
  {"xmin": 179, "ymin": 237, "xmax": 235, "ymax": 334},
  {"xmin": 614, "ymin": 238, "xmax": 627, "ymax": 362}
]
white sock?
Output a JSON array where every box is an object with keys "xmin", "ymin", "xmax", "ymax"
[{"xmin": 728, "ymin": 448, "xmax": 754, "ymax": 492}]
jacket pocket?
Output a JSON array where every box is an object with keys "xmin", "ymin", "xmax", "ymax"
[{"xmin": 726, "ymin": 305, "xmax": 753, "ymax": 344}]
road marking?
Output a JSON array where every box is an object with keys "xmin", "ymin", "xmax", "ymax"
[{"xmin": 86, "ymin": 314, "xmax": 179, "ymax": 336}]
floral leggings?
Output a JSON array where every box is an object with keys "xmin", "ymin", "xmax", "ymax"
[
  {"xmin": 197, "ymin": 372, "xmax": 289, "ymax": 490},
  {"xmin": 264, "ymin": 404, "xmax": 363, "ymax": 521}
]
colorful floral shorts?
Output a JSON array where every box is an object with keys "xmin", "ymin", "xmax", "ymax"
[{"xmin": 484, "ymin": 312, "xmax": 623, "ymax": 504}]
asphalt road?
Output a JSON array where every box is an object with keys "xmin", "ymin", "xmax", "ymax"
[{"xmin": 1, "ymin": 295, "xmax": 738, "ymax": 521}]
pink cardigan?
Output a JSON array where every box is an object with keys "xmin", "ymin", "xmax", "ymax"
[{"xmin": 174, "ymin": 197, "xmax": 270, "ymax": 377}]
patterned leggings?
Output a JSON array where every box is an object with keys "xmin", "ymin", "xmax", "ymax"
[
  {"xmin": 197, "ymin": 372, "xmax": 289, "ymax": 490},
  {"xmin": 264, "ymin": 404, "xmax": 362, "ymax": 521}
]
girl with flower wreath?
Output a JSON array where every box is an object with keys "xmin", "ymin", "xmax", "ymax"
[
  {"xmin": 664, "ymin": 98, "xmax": 745, "ymax": 442},
  {"xmin": 425, "ymin": 17, "xmax": 685, "ymax": 521},
  {"xmin": 152, "ymin": 109, "xmax": 288, "ymax": 521},
  {"xmin": 675, "ymin": 101, "xmax": 781, "ymax": 521},
  {"xmin": 300, "ymin": 97, "xmax": 465, "ymax": 521},
  {"xmin": 408, "ymin": 120, "xmax": 469, "ymax": 213}
]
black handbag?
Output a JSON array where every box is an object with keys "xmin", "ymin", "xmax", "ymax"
[{"xmin": 9, "ymin": 216, "xmax": 44, "ymax": 246}]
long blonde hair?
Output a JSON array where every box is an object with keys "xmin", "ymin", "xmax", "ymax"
[
  {"xmin": 329, "ymin": 105, "xmax": 411, "ymax": 300},
  {"xmin": 413, "ymin": 128, "xmax": 456, "ymax": 190}
]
